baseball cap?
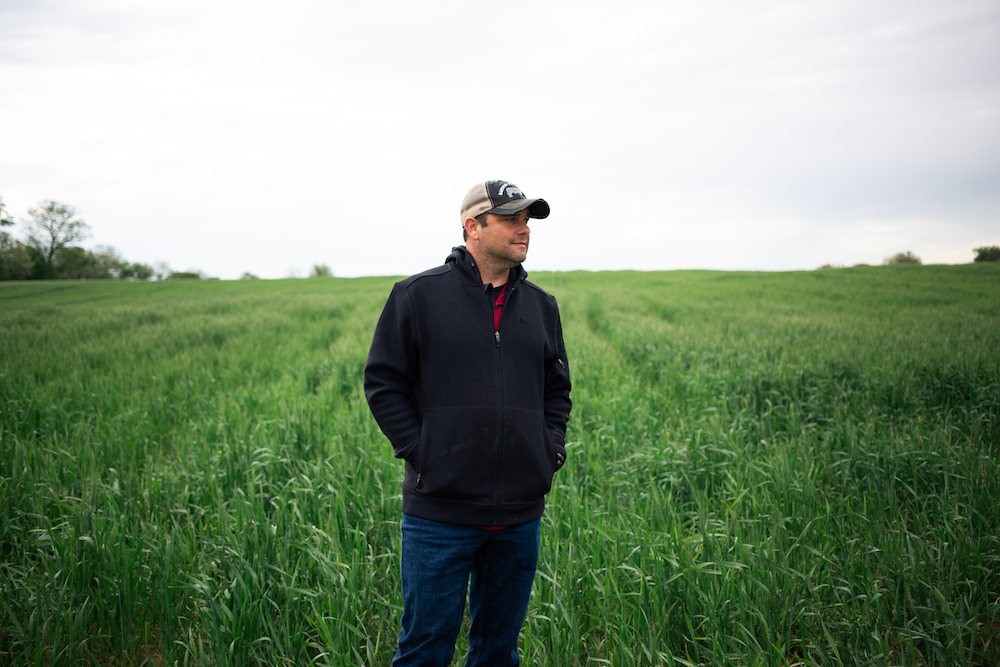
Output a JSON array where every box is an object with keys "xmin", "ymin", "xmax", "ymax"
[{"xmin": 460, "ymin": 180, "xmax": 551, "ymax": 223}]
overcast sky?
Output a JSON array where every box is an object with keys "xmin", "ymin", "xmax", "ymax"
[{"xmin": 2, "ymin": 0, "xmax": 998, "ymax": 278}]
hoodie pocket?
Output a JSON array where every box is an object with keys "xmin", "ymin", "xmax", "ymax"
[
  {"xmin": 501, "ymin": 407, "xmax": 556, "ymax": 504},
  {"xmin": 415, "ymin": 407, "xmax": 496, "ymax": 505}
]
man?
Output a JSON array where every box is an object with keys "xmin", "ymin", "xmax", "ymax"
[{"xmin": 364, "ymin": 180, "xmax": 572, "ymax": 666}]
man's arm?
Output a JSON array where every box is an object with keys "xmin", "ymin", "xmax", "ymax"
[
  {"xmin": 364, "ymin": 283, "xmax": 422, "ymax": 461},
  {"xmin": 544, "ymin": 306, "xmax": 572, "ymax": 469}
]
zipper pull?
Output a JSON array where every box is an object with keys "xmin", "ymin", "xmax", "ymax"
[{"xmin": 495, "ymin": 331, "xmax": 501, "ymax": 348}]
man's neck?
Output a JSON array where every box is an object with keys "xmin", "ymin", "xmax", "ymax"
[
  {"xmin": 479, "ymin": 266, "xmax": 510, "ymax": 288},
  {"xmin": 467, "ymin": 248, "xmax": 512, "ymax": 287}
]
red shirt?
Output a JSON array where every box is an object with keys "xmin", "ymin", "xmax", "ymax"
[{"xmin": 493, "ymin": 283, "xmax": 507, "ymax": 331}]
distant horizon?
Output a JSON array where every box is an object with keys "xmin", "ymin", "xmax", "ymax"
[{"xmin": 5, "ymin": 250, "xmax": 994, "ymax": 283}]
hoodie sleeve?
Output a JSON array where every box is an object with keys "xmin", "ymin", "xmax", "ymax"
[
  {"xmin": 544, "ymin": 304, "xmax": 572, "ymax": 468},
  {"xmin": 364, "ymin": 282, "xmax": 422, "ymax": 461}
]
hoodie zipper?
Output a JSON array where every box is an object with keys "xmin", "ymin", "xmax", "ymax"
[{"xmin": 489, "ymin": 282, "xmax": 513, "ymax": 525}]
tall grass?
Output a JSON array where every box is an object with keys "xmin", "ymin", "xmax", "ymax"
[{"xmin": 1, "ymin": 264, "xmax": 998, "ymax": 665}]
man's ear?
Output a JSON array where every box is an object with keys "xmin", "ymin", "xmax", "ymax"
[{"xmin": 463, "ymin": 216, "xmax": 480, "ymax": 241}]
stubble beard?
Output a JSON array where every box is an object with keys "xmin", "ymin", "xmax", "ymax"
[
  {"xmin": 499, "ymin": 238, "xmax": 528, "ymax": 268},
  {"xmin": 509, "ymin": 237, "xmax": 529, "ymax": 265},
  {"xmin": 481, "ymin": 236, "xmax": 528, "ymax": 271}
]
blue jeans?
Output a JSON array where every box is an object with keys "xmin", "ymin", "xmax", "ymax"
[{"xmin": 393, "ymin": 514, "xmax": 541, "ymax": 667}]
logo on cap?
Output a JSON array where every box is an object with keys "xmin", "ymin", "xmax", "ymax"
[
  {"xmin": 492, "ymin": 181, "xmax": 525, "ymax": 202},
  {"xmin": 499, "ymin": 183, "xmax": 523, "ymax": 199}
]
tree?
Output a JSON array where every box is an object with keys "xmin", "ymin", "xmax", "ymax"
[
  {"xmin": 168, "ymin": 270, "xmax": 204, "ymax": 280},
  {"xmin": 0, "ymin": 196, "xmax": 33, "ymax": 280},
  {"xmin": 24, "ymin": 200, "xmax": 90, "ymax": 277},
  {"xmin": 0, "ymin": 242, "xmax": 31, "ymax": 280},
  {"xmin": 310, "ymin": 263, "xmax": 333, "ymax": 277},
  {"xmin": 120, "ymin": 262, "xmax": 154, "ymax": 280},
  {"xmin": 88, "ymin": 245, "xmax": 126, "ymax": 278},
  {"xmin": 0, "ymin": 196, "xmax": 14, "ymax": 251},
  {"xmin": 54, "ymin": 246, "xmax": 103, "ymax": 279},
  {"xmin": 0, "ymin": 196, "xmax": 15, "ymax": 250},
  {"xmin": 973, "ymin": 246, "xmax": 1000, "ymax": 263},
  {"xmin": 884, "ymin": 251, "xmax": 921, "ymax": 265},
  {"xmin": 0, "ymin": 196, "xmax": 13, "ymax": 228},
  {"xmin": 153, "ymin": 261, "xmax": 172, "ymax": 281}
]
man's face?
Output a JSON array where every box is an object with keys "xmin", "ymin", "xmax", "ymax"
[{"xmin": 478, "ymin": 210, "xmax": 531, "ymax": 267}]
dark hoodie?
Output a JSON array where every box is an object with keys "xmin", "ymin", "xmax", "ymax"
[{"xmin": 364, "ymin": 246, "xmax": 572, "ymax": 526}]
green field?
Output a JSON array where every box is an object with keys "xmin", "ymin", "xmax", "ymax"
[{"xmin": 2, "ymin": 264, "xmax": 999, "ymax": 666}]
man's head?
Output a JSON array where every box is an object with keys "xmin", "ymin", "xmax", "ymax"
[
  {"xmin": 460, "ymin": 180, "xmax": 549, "ymax": 242},
  {"xmin": 460, "ymin": 180, "xmax": 549, "ymax": 283}
]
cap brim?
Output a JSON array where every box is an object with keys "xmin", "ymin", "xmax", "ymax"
[{"xmin": 487, "ymin": 198, "xmax": 550, "ymax": 219}]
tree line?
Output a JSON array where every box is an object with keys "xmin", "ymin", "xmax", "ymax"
[
  {"xmin": 0, "ymin": 197, "xmax": 169, "ymax": 281},
  {"xmin": 883, "ymin": 247, "xmax": 1000, "ymax": 265},
  {"xmin": 4, "ymin": 196, "xmax": 994, "ymax": 281}
]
